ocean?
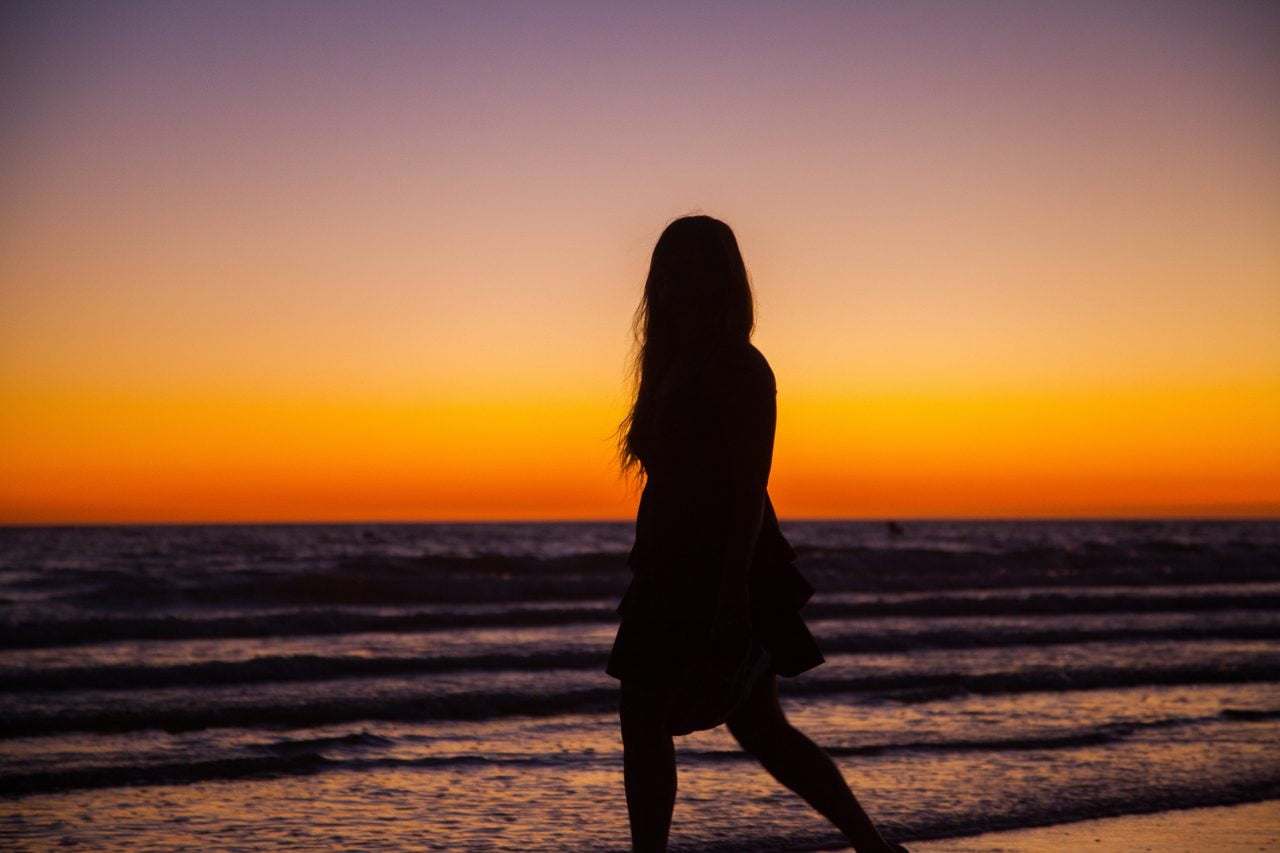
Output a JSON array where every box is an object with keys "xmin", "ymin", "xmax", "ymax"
[{"xmin": 1, "ymin": 520, "xmax": 1278, "ymax": 850}]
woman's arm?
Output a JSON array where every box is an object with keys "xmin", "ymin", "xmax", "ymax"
[{"xmin": 712, "ymin": 348, "xmax": 777, "ymax": 629}]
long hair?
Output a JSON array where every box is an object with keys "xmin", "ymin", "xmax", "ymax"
[{"xmin": 618, "ymin": 215, "xmax": 755, "ymax": 478}]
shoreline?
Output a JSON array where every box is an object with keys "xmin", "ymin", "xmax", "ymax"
[{"xmin": 902, "ymin": 799, "xmax": 1279, "ymax": 852}]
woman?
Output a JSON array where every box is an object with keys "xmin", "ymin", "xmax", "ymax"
[{"xmin": 606, "ymin": 215, "xmax": 906, "ymax": 852}]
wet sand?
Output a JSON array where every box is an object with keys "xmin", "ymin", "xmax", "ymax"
[{"xmin": 907, "ymin": 800, "xmax": 1279, "ymax": 852}]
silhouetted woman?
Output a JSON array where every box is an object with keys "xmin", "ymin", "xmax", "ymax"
[{"xmin": 606, "ymin": 216, "xmax": 906, "ymax": 852}]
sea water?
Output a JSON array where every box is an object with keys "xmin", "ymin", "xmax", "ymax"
[{"xmin": 2, "ymin": 520, "xmax": 1278, "ymax": 850}]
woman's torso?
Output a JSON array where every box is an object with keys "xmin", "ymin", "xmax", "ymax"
[{"xmin": 622, "ymin": 342, "xmax": 809, "ymax": 622}]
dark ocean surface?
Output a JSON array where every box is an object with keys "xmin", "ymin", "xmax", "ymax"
[{"xmin": 1, "ymin": 520, "xmax": 1278, "ymax": 850}]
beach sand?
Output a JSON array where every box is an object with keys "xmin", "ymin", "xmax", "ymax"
[{"xmin": 907, "ymin": 800, "xmax": 1279, "ymax": 852}]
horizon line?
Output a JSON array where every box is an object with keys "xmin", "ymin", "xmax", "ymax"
[{"xmin": 3, "ymin": 514, "xmax": 1278, "ymax": 529}]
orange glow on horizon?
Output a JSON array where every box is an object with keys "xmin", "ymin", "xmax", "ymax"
[
  {"xmin": 774, "ymin": 381, "xmax": 1280, "ymax": 517},
  {"xmin": 2, "ymin": 378, "xmax": 1276, "ymax": 524}
]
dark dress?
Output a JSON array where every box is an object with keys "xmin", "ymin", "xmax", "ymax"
[{"xmin": 605, "ymin": 341, "xmax": 824, "ymax": 687}]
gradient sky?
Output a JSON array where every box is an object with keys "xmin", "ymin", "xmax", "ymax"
[{"xmin": 2, "ymin": 0, "xmax": 1277, "ymax": 523}]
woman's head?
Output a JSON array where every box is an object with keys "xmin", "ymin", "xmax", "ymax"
[
  {"xmin": 619, "ymin": 215, "xmax": 755, "ymax": 476},
  {"xmin": 641, "ymin": 215, "xmax": 754, "ymax": 346}
]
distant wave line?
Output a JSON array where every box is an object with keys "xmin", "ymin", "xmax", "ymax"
[
  {"xmin": 7, "ymin": 587, "xmax": 1280, "ymax": 648},
  {"xmin": 4, "ymin": 708, "xmax": 1278, "ymax": 797},
  {"xmin": 5, "ymin": 621, "xmax": 1278, "ymax": 691},
  {"xmin": 4, "ymin": 661, "xmax": 1279, "ymax": 738}
]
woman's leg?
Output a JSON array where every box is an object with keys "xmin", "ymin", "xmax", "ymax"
[
  {"xmin": 619, "ymin": 683, "xmax": 676, "ymax": 851},
  {"xmin": 726, "ymin": 673, "xmax": 899, "ymax": 853}
]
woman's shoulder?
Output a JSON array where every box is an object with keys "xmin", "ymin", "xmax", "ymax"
[{"xmin": 710, "ymin": 341, "xmax": 776, "ymax": 393}]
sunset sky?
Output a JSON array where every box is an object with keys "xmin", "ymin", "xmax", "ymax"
[{"xmin": 2, "ymin": 0, "xmax": 1277, "ymax": 523}]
